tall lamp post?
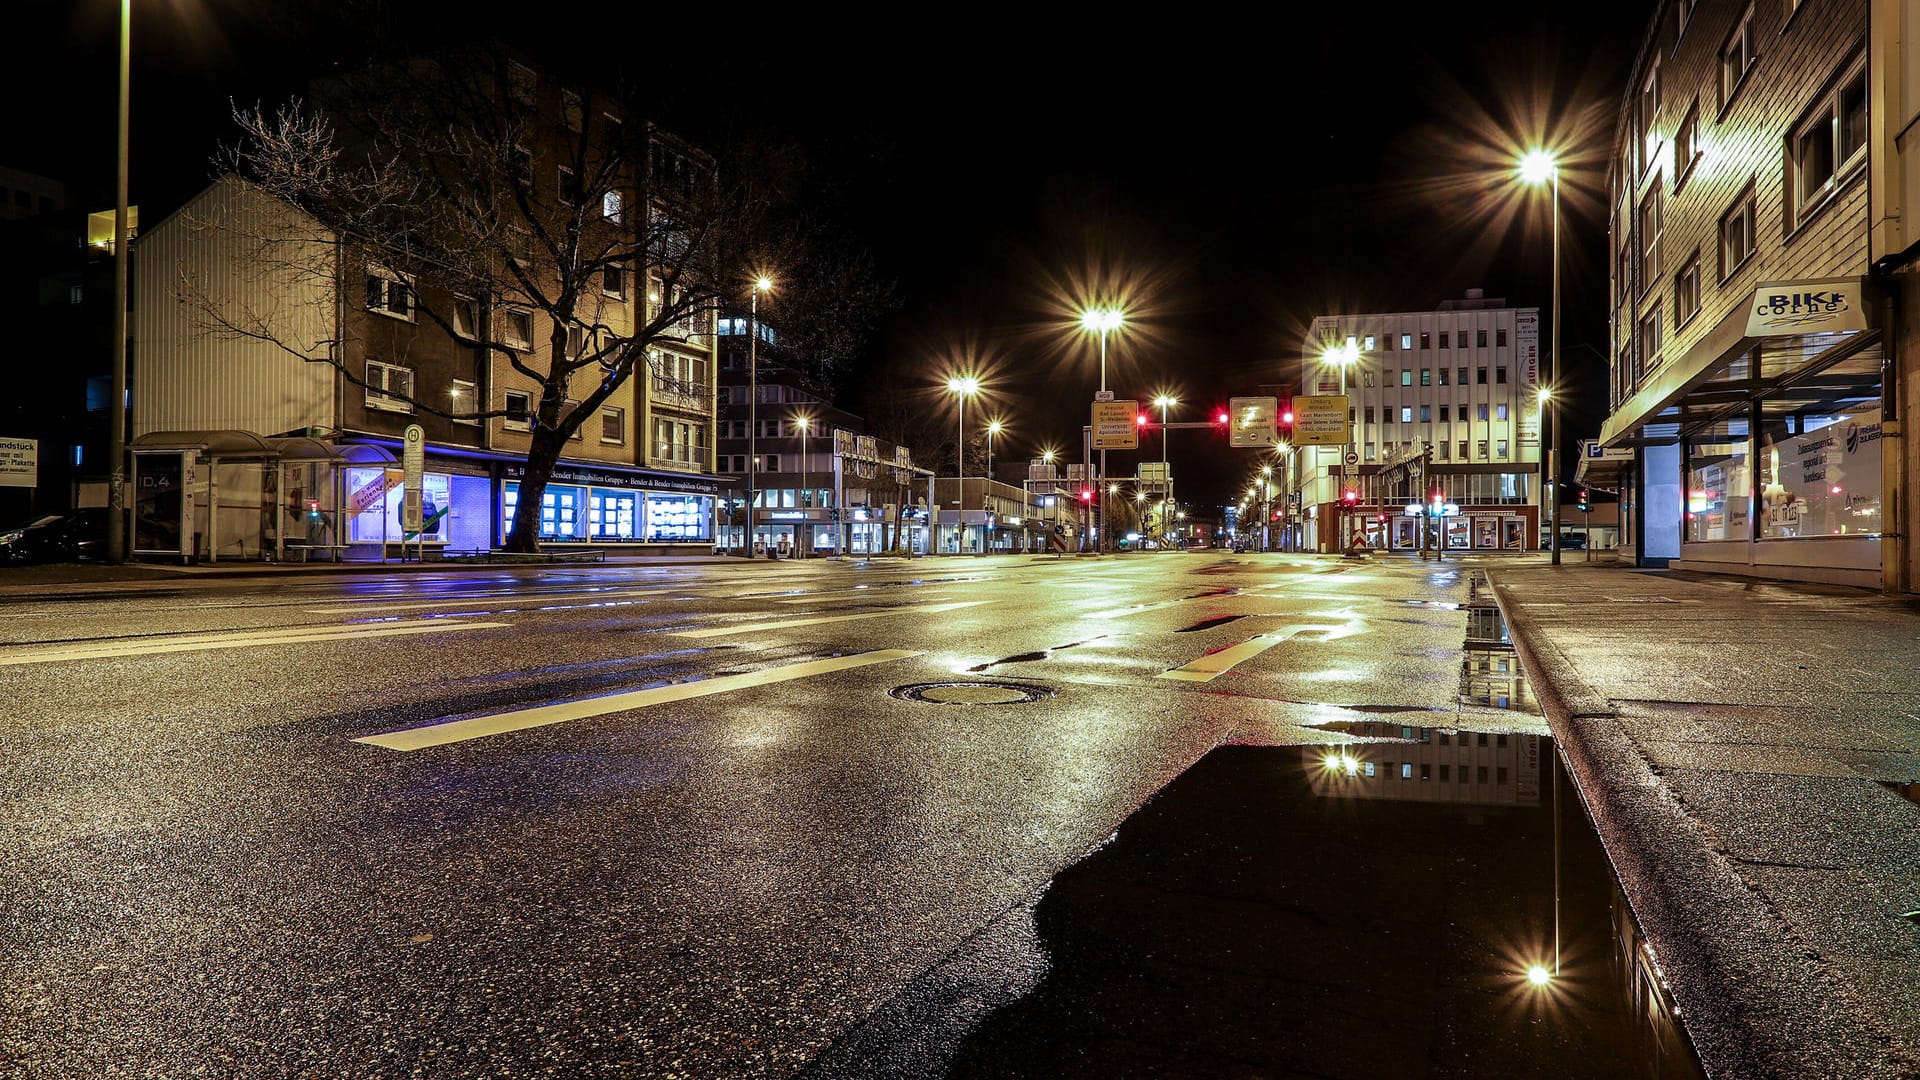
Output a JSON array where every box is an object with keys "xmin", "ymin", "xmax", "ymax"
[
  {"xmin": 1259, "ymin": 466, "xmax": 1273, "ymax": 552},
  {"xmin": 107, "ymin": 0, "xmax": 132, "ymax": 563},
  {"xmin": 1153, "ymin": 394, "xmax": 1176, "ymax": 543},
  {"xmin": 1080, "ymin": 307, "xmax": 1124, "ymax": 552},
  {"xmin": 946, "ymin": 375, "xmax": 979, "ymax": 554},
  {"xmin": 1521, "ymin": 150, "xmax": 1562, "ymax": 565},
  {"xmin": 793, "ymin": 413, "xmax": 811, "ymax": 558},
  {"xmin": 1320, "ymin": 341, "xmax": 1360, "ymax": 553},
  {"xmin": 744, "ymin": 276, "xmax": 772, "ymax": 556},
  {"xmin": 985, "ymin": 419, "xmax": 1002, "ymax": 485}
]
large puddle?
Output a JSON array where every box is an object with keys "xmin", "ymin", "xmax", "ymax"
[{"xmin": 816, "ymin": 579, "xmax": 1704, "ymax": 1079}]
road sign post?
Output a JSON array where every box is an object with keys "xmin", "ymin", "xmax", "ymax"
[{"xmin": 402, "ymin": 424, "xmax": 425, "ymax": 562}]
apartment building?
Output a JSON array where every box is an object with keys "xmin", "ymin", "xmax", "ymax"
[
  {"xmin": 1595, "ymin": 0, "xmax": 1919, "ymax": 592},
  {"xmin": 1298, "ymin": 291, "xmax": 1546, "ymax": 553},
  {"xmin": 128, "ymin": 53, "xmax": 720, "ymax": 559}
]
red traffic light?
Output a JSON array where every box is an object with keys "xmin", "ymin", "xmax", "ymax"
[
  {"xmin": 1215, "ymin": 411, "xmax": 1230, "ymax": 425},
  {"xmin": 1079, "ymin": 489, "xmax": 1094, "ymax": 503},
  {"xmin": 1280, "ymin": 409, "xmax": 1295, "ymax": 426},
  {"xmin": 1136, "ymin": 414, "xmax": 1149, "ymax": 426}
]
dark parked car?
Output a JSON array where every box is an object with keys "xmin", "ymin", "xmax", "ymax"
[{"xmin": 0, "ymin": 509, "xmax": 107, "ymax": 564}]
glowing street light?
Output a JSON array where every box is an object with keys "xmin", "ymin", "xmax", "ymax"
[
  {"xmin": 946, "ymin": 375, "xmax": 981, "ymax": 555},
  {"xmin": 986, "ymin": 418, "xmax": 1004, "ymax": 483},
  {"xmin": 745, "ymin": 275, "xmax": 774, "ymax": 556},
  {"xmin": 1320, "ymin": 341, "xmax": 1363, "ymax": 554},
  {"xmin": 1519, "ymin": 149, "xmax": 1562, "ymax": 564},
  {"xmin": 793, "ymin": 413, "xmax": 812, "ymax": 557},
  {"xmin": 1079, "ymin": 305, "xmax": 1126, "ymax": 552}
]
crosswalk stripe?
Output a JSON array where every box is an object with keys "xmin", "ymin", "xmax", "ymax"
[
  {"xmin": 0, "ymin": 619, "xmax": 511, "ymax": 667},
  {"xmin": 1156, "ymin": 624, "xmax": 1346, "ymax": 683},
  {"xmin": 670, "ymin": 600, "xmax": 987, "ymax": 639},
  {"xmin": 354, "ymin": 648, "xmax": 923, "ymax": 751}
]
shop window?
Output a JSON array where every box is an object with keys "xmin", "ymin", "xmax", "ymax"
[
  {"xmin": 1686, "ymin": 417, "xmax": 1752, "ymax": 541},
  {"xmin": 1758, "ymin": 401, "xmax": 1883, "ymax": 538}
]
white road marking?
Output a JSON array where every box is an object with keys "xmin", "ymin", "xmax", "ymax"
[
  {"xmin": 354, "ymin": 648, "xmax": 923, "ymax": 751},
  {"xmin": 1157, "ymin": 624, "xmax": 1355, "ymax": 683},
  {"xmin": 303, "ymin": 586, "xmax": 675, "ymax": 614},
  {"xmin": 671, "ymin": 600, "xmax": 989, "ymax": 639},
  {"xmin": 0, "ymin": 619, "xmax": 511, "ymax": 667}
]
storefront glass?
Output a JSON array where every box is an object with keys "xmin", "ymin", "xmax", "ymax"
[
  {"xmin": 1757, "ymin": 403, "xmax": 1883, "ymax": 538},
  {"xmin": 500, "ymin": 481, "xmax": 713, "ymax": 543},
  {"xmin": 591, "ymin": 490, "xmax": 639, "ymax": 540},
  {"xmin": 645, "ymin": 493, "xmax": 710, "ymax": 541},
  {"xmin": 345, "ymin": 468, "xmax": 492, "ymax": 546},
  {"xmin": 1685, "ymin": 419, "xmax": 1751, "ymax": 542}
]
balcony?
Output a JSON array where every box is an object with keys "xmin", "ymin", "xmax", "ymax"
[{"xmin": 651, "ymin": 375, "xmax": 708, "ymax": 414}]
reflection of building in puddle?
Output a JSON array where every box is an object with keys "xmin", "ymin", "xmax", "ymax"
[
  {"xmin": 1461, "ymin": 644, "xmax": 1537, "ymax": 712},
  {"xmin": 1613, "ymin": 879, "xmax": 1700, "ymax": 1078},
  {"xmin": 1303, "ymin": 723, "xmax": 1542, "ymax": 806},
  {"xmin": 1465, "ymin": 602, "xmax": 1509, "ymax": 645}
]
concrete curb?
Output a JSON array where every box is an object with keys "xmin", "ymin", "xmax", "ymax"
[{"xmin": 1488, "ymin": 571, "xmax": 1913, "ymax": 1079}]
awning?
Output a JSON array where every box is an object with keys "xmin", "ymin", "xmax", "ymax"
[
  {"xmin": 131, "ymin": 429, "xmax": 279, "ymax": 457},
  {"xmin": 1599, "ymin": 276, "xmax": 1882, "ymax": 449}
]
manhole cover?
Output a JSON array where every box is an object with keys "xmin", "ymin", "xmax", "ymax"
[{"xmin": 890, "ymin": 681, "xmax": 1054, "ymax": 705}]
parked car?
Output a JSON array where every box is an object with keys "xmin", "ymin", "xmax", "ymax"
[{"xmin": 0, "ymin": 509, "xmax": 107, "ymax": 565}]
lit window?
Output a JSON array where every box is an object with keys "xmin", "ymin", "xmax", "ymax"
[
  {"xmin": 1363, "ymin": 335, "xmax": 1376, "ymax": 350},
  {"xmin": 1496, "ymin": 404, "xmax": 1509, "ymax": 421},
  {"xmin": 603, "ymin": 189, "xmax": 624, "ymax": 224},
  {"xmin": 451, "ymin": 379, "xmax": 479, "ymax": 425},
  {"xmin": 1638, "ymin": 56, "xmax": 1661, "ymax": 174},
  {"xmin": 1421, "ymin": 369, "xmax": 1432, "ymax": 386},
  {"xmin": 1676, "ymin": 100, "xmax": 1700, "ymax": 186},
  {"xmin": 1639, "ymin": 183, "xmax": 1663, "ymax": 286},
  {"xmin": 1496, "ymin": 440, "xmax": 1509, "ymax": 459},
  {"xmin": 1400, "ymin": 406, "xmax": 1413, "ymax": 423},
  {"xmin": 1400, "ymin": 333, "xmax": 1413, "ymax": 349},
  {"xmin": 1639, "ymin": 304, "xmax": 1664, "ymax": 370},
  {"xmin": 1401, "ymin": 370, "xmax": 1413, "ymax": 386}
]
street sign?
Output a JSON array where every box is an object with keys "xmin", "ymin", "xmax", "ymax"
[
  {"xmin": 1094, "ymin": 389, "xmax": 1116, "ymax": 402},
  {"xmin": 1227, "ymin": 396, "xmax": 1279, "ymax": 448},
  {"xmin": 1292, "ymin": 395, "xmax": 1349, "ymax": 446},
  {"xmin": 1091, "ymin": 399, "xmax": 1140, "ymax": 449},
  {"xmin": 0, "ymin": 437, "xmax": 36, "ymax": 489},
  {"xmin": 401, "ymin": 424, "xmax": 425, "ymax": 533},
  {"xmin": 1343, "ymin": 449, "xmax": 1359, "ymax": 466},
  {"xmin": 1342, "ymin": 463, "xmax": 1358, "ymax": 477}
]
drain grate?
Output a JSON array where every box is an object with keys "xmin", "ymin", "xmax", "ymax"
[{"xmin": 890, "ymin": 681, "xmax": 1054, "ymax": 705}]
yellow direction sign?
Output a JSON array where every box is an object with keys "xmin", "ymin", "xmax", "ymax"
[
  {"xmin": 1092, "ymin": 399, "xmax": 1140, "ymax": 449},
  {"xmin": 1292, "ymin": 395, "xmax": 1349, "ymax": 446}
]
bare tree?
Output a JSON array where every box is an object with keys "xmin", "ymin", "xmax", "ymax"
[{"xmin": 191, "ymin": 46, "xmax": 854, "ymax": 552}]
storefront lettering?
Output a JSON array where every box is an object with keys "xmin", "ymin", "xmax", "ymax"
[{"xmin": 1847, "ymin": 422, "xmax": 1881, "ymax": 453}]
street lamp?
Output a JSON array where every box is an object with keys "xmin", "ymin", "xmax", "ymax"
[
  {"xmin": 793, "ymin": 413, "xmax": 811, "ymax": 558},
  {"xmin": 1153, "ymin": 394, "xmax": 1177, "ymax": 541},
  {"xmin": 1260, "ymin": 464, "xmax": 1274, "ymax": 553},
  {"xmin": 1520, "ymin": 149, "xmax": 1561, "ymax": 565},
  {"xmin": 106, "ymin": 0, "xmax": 133, "ymax": 562},
  {"xmin": 1079, "ymin": 306, "xmax": 1125, "ymax": 552},
  {"xmin": 744, "ymin": 276, "xmax": 773, "ymax": 556},
  {"xmin": 1319, "ymin": 341, "xmax": 1360, "ymax": 553},
  {"xmin": 947, "ymin": 375, "xmax": 980, "ymax": 553},
  {"xmin": 986, "ymin": 419, "xmax": 1003, "ymax": 483}
]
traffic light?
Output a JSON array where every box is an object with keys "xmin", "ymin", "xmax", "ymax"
[
  {"xmin": 1079, "ymin": 489, "xmax": 1094, "ymax": 504},
  {"xmin": 1340, "ymin": 488, "xmax": 1360, "ymax": 508},
  {"xmin": 1576, "ymin": 488, "xmax": 1591, "ymax": 512}
]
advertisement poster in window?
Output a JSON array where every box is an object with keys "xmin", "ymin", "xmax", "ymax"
[{"xmin": 347, "ymin": 467, "xmax": 450, "ymax": 543}]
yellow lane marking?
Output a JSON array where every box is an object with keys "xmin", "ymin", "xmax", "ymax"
[
  {"xmin": 0, "ymin": 619, "xmax": 511, "ymax": 667},
  {"xmin": 671, "ymin": 600, "xmax": 988, "ymax": 639},
  {"xmin": 1155, "ymin": 624, "xmax": 1349, "ymax": 683},
  {"xmin": 354, "ymin": 648, "xmax": 923, "ymax": 751}
]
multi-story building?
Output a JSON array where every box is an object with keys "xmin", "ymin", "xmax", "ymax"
[
  {"xmin": 1594, "ymin": 0, "xmax": 1917, "ymax": 592},
  {"xmin": 1298, "ymin": 291, "xmax": 1546, "ymax": 553},
  {"xmin": 127, "ymin": 56, "xmax": 720, "ymax": 560}
]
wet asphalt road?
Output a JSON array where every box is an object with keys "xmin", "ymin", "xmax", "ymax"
[{"xmin": 1, "ymin": 552, "xmax": 1547, "ymax": 1078}]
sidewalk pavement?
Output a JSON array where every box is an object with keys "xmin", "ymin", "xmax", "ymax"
[{"xmin": 1490, "ymin": 564, "xmax": 1920, "ymax": 1079}]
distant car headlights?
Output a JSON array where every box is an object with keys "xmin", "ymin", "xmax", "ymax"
[{"xmin": 0, "ymin": 530, "xmax": 23, "ymax": 546}]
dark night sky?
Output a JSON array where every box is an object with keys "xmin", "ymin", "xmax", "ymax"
[{"xmin": 12, "ymin": 1, "xmax": 1651, "ymax": 509}]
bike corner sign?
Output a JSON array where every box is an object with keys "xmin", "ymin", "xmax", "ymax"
[
  {"xmin": 1745, "ymin": 279, "xmax": 1867, "ymax": 337},
  {"xmin": 1091, "ymin": 399, "xmax": 1140, "ymax": 450}
]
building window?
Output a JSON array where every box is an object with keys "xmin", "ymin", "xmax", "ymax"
[
  {"xmin": 1495, "ymin": 327, "xmax": 1507, "ymax": 347},
  {"xmin": 1420, "ymin": 369, "xmax": 1432, "ymax": 386},
  {"xmin": 1437, "ymin": 368, "xmax": 1449, "ymax": 386},
  {"xmin": 601, "ymin": 406, "xmax": 626, "ymax": 444},
  {"xmin": 1476, "ymin": 329, "xmax": 1488, "ymax": 347},
  {"xmin": 1477, "ymin": 367, "xmax": 1488, "ymax": 384},
  {"xmin": 1363, "ymin": 334, "xmax": 1376, "ymax": 350},
  {"xmin": 1419, "ymin": 405, "xmax": 1432, "ymax": 422},
  {"xmin": 365, "ymin": 360, "xmax": 413, "ymax": 413},
  {"xmin": 1457, "ymin": 405, "xmax": 1469, "ymax": 422},
  {"xmin": 1437, "ymin": 442, "xmax": 1450, "ymax": 460},
  {"xmin": 1364, "ymin": 406, "xmax": 1376, "ymax": 424},
  {"xmin": 451, "ymin": 379, "xmax": 478, "ymax": 425},
  {"xmin": 603, "ymin": 264, "xmax": 625, "ymax": 299},
  {"xmin": 1478, "ymin": 404, "xmax": 1490, "ymax": 421},
  {"xmin": 1721, "ymin": 6, "xmax": 1756, "ymax": 107},
  {"xmin": 1639, "ymin": 182, "xmax": 1663, "ymax": 287},
  {"xmin": 452, "ymin": 296, "xmax": 479, "ymax": 339},
  {"xmin": 561, "ymin": 88, "xmax": 582, "ymax": 131},
  {"xmin": 1400, "ymin": 333, "xmax": 1413, "ymax": 349},
  {"xmin": 1457, "ymin": 366, "xmax": 1468, "ymax": 385},
  {"xmin": 1400, "ymin": 406, "xmax": 1413, "ymax": 423},
  {"xmin": 1720, "ymin": 184, "xmax": 1757, "ymax": 279},
  {"xmin": 603, "ymin": 189, "xmax": 624, "ymax": 224},
  {"xmin": 1676, "ymin": 253, "xmax": 1701, "ymax": 327},
  {"xmin": 364, "ymin": 264, "xmax": 414, "ymax": 321},
  {"xmin": 507, "ymin": 61, "xmax": 537, "ymax": 109},
  {"xmin": 1496, "ymin": 404, "xmax": 1509, "ymax": 420},
  {"xmin": 1401, "ymin": 369, "xmax": 1413, "ymax": 386},
  {"xmin": 1790, "ymin": 55, "xmax": 1867, "ymax": 229},
  {"xmin": 500, "ymin": 307, "xmax": 534, "ymax": 351},
  {"xmin": 557, "ymin": 166, "xmax": 578, "ymax": 205},
  {"xmin": 1477, "ymin": 440, "xmax": 1489, "ymax": 460},
  {"xmin": 1458, "ymin": 440, "xmax": 1469, "ymax": 459},
  {"xmin": 503, "ymin": 390, "xmax": 533, "ymax": 432},
  {"xmin": 1638, "ymin": 56, "xmax": 1660, "ymax": 173},
  {"xmin": 1497, "ymin": 440, "xmax": 1509, "ymax": 459},
  {"xmin": 1496, "ymin": 367, "xmax": 1508, "ymax": 384},
  {"xmin": 1678, "ymin": 0, "xmax": 1699, "ymax": 39},
  {"xmin": 1639, "ymin": 304, "xmax": 1664, "ymax": 370},
  {"xmin": 1438, "ymin": 331, "xmax": 1450, "ymax": 349},
  {"xmin": 1419, "ymin": 331, "xmax": 1431, "ymax": 349}
]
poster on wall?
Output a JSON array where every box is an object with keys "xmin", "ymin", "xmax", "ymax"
[{"xmin": 347, "ymin": 467, "xmax": 450, "ymax": 543}]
